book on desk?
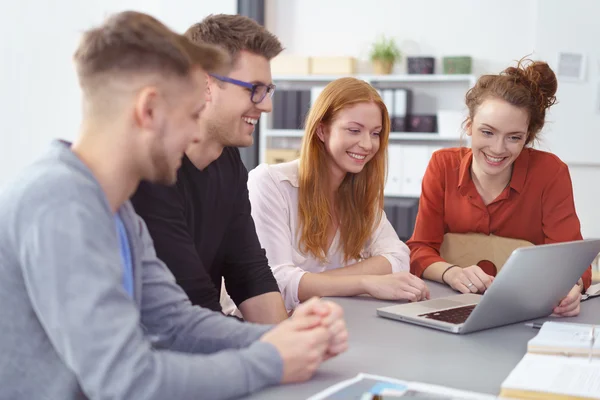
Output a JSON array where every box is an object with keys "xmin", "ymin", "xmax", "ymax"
[{"xmin": 500, "ymin": 322, "xmax": 600, "ymax": 400}]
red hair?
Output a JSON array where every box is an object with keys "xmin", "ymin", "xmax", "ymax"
[
  {"xmin": 465, "ymin": 58, "xmax": 558, "ymax": 145},
  {"xmin": 298, "ymin": 77, "xmax": 390, "ymax": 263}
]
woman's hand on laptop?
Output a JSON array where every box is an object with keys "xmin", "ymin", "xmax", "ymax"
[
  {"xmin": 362, "ymin": 272, "xmax": 430, "ymax": 302},
  {"xmin": 444, "ymin": 265, "xmax": 494, "ymax": 294},
  {"xmin": 552, "ymin": 283, "xmax": 582, "ymax": 317}
]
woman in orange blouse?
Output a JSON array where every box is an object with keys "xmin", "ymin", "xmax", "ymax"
[{"xmin": 407, "ymin": 59, "xmax": 590, "ymax": 317}]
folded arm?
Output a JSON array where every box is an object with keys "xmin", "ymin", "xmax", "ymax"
[
  {"xmin": 20, "ymin": 201, "xmax": 282, "ymax": 400},
  {"xmin": 248, "ymin": 166, "xmax": 423, "ymax": 310}
]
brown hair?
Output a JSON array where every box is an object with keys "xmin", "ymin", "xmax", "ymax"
[
  {"xmin": 298, "ymin": 77, "xmax": 390, "ymax": 263},
  {"xmin": 185, "ymin": 14, "xmax": 283, "ymax": 61},
  {"xmin": 74, "ymin": 11, "xmax": 230, "ymax": 90},
  {"xmin": 465, "ymin": 58, "xmax": 558, "ymax": 144}
]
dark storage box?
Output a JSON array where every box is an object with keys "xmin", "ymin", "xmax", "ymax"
[{"xmin": 407, "ymin": 56, "xmax": 435, "ymax": 74}]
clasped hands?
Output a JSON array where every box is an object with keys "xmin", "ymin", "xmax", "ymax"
[{"xmin": 260, "ymin": 297, "xmax": 348, "ymax": 383}]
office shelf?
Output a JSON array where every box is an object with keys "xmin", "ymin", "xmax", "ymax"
[
  {"xmin": 259, "ymin": 73, "xmax": 476, "ymax": 197},
  {"xmin": 265, "ymin": 129, "xmax": 463, "ymax": 142}
]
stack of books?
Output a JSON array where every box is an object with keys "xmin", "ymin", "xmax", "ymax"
[{"xmin": 500, "ymin": 322, "xmax": 600, "ymax": 399}]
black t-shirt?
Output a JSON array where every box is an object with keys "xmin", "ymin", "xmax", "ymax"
[{"xmin": 131, "ymin": 147, "xmax": 280, "ymax": 312}]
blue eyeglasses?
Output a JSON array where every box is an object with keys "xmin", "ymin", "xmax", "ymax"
[{"xmin": 209, "ymin": 73, "xmax": 276, "ymax": 104}]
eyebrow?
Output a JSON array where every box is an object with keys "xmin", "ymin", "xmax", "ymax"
[
  {"xmin": 481, "ymin": 123, "xmax": 525, "ymax": 135},
  {"xmin": 348, "ymin": 121, "xmax": 365, "ymax": 127},
  {"xmin": 250, "ymin": 80, "xmax": 273, "ymax": 86},
  {"xmin": 347, "ymin": 121, "xmax": 383, "ymax": 129},
  {"xmin": 346, "ymin": 121, "xmax": 382, "ymax": 132}
]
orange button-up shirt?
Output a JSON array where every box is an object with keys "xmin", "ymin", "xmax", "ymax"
[{"xmin": 407, "ymin": 147, "xmax": 591, "ymax": 290}]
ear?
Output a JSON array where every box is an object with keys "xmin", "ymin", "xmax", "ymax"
[
  {"xmin": 133, "ymin": 86, "xmax": 164, "ymax": 132},
  {"xmin": 464, "ymin": 117, "xmax": 473, "ymax": 137},
  {"xmin": 205, "ymin": 73, "xmax": 213, "ymax": 103},
  {"xmin": 316, "ymin": 123, "xmax": 326, "ymax": 142}
]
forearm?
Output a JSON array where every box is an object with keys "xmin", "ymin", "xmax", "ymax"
[
  {"xmin": 141, "ymin": 267, "xmax": 273, "ymax": 352},
  {"xmin": 422, "ymin": 261, "xmax": 455, "ymax": 283},
  {"xmin": 297, "ymin": 273, "xmax": 367, "ymax": 302},
  {"xmin": 239, "ymin": 292, "xmax": 289, "ymax": 324},
  {"xmin": 167, "ymin": 306, "xmax": 273, "ymax": 353},
  {"xmin": 408, "ymin": 244, "xmax": 446, "ymax": 277},
  {"xmin": 144, "ymin": 341, "xmax": 283, "ymax": 400},
  {"xmin": 320, "ymin": 256, "xmax": 391, "ymax": 277},
  {"xmin": 222, "ymin": 259, "xmax": 286, "ymax": 323}
]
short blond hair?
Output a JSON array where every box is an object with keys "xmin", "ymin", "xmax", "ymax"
[{"xmin": 74, "ymin": 11, "xmax": 231, "ymax": 90}]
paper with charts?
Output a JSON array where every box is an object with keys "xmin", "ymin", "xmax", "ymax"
[{"xmin": 307, "ymin": 373, "xmax": 497, "ymax": 400}]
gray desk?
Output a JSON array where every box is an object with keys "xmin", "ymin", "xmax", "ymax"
[{"xmin": 244, "ymin": 282, "xmax": 600, "ymax": 399}]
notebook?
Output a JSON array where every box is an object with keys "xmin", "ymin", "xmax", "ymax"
[
  {"xmin": 500, "ymin": 353, "xmax": 600, "ymax": 399},
  {"xmin": 500, "ymin": 322, "xmax": 600, "ymax": 399},
  {"xmin": 527, "ymin": 321, "xmax": 599, "ymax": 358}
]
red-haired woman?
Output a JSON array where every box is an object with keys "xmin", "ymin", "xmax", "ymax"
[
  {"xmin": 248, "ymin": 77, "xmax": 429, "ymax": 311},
  {"xmin": 407, "ymin": 60, "xmax": 590, "ymax": 317}
]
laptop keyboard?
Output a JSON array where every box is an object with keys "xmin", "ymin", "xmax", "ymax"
[{"xmin": 418, "ymin": 304, "xmax": 476, "ymax": 325}]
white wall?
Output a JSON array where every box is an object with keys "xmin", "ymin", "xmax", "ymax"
[
  {"xmin": 0, "ymin": 0, "xmax": 235, "ymax": 187},
  {"xmin": 533, "ymin": 0, "xmax": 600, "ymax": 166},
  {"xmin": 2, "ymin": 0, "xmax": 599, "ymax": 238},
  {"xmin": 158, "ymin": 0, "xmax": 236, "ymax": 33},
  {"xmin": 266, "ymin": 0, "xmax": 600, "ymax": 239},
  {"xmin": 532, "ymin": 0, "xmax": 600, "ymax": 239},
  {"xmin": 266, "ymin": 0, "xmax": 537, "ymax": 76}
]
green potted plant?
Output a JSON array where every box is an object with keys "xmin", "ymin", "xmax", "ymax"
[{"xmin": 369, "ymin": 36, "xmax": 401, "ymax": 75}]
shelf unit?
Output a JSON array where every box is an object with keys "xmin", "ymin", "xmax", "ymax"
[
  {"xmin": 259, "ymin": 73, "xmax": 476, "ymax": 166},
  {"xmin": 270, "ymin": 73, "xmax": 476, "ymax": 86},
  {"xmin": 258, "ymin": 74, "xmax": 476, "ymax": 198},
  {"xmin": 267, "ymin": 129, "xmax": 469, "ymax": 142}
]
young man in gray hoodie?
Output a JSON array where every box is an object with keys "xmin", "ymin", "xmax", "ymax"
[{"xmin": 0, "ymin": 11, "xmax": 348, "ymax": 400}]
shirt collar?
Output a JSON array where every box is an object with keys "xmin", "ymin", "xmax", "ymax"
[
  {"xmin": 509, "ymin": 147, "xmax": 529, "ymax": 193},
  {"xmin": 457, "ymin": 147, "xmax": 530, "ymax": 196},
  {"xmin": 457, "ymin": 149, "xmax": 474, "ymax": 196},
  {"xmin": 274, "ymin": 159, "xmax": 300, "ymax": 188}
]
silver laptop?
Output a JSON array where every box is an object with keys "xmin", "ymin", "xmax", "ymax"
[{"xmin": 377, "ymin": 239, "xmax": 600, "ymax": 334}]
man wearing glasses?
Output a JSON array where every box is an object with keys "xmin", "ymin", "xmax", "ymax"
[{"xmin": 131, "ymin": 14, "xmax": 289, "ymax": 323}]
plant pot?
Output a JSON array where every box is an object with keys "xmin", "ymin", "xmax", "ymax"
[{"xmin": 372, "ymin": 59, "xmax": 394, "ymax": 75}]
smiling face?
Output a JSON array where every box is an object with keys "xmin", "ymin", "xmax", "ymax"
[
  {"xmin": 467, "ymin": 97, "xmax": 529, "ymax": 181},
  {"xmin": 140, "ymin": 68, "xmax": 206, "ymax": 185},
  {"xmin": 202, "ymin": 50, "xmax": 273, "ymax": 148},
  {"xmin": 318, "ymin": 101, "xmax": 383, "ymax": 184}
]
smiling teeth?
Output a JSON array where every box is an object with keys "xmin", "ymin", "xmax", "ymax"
[
  {"xmin": 243, "ymin": 117, "xmax": 258, "ymax": 125},
  {"xmin": 485, "ymin": 154, "xmax": 504, "ymax": 163},
  {"xmin": 348, "ymin": 152, "xmax": 366, "ymax": 160}
]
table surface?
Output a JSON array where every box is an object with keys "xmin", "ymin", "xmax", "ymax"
[{"xmin": 243, "ymin": 282, "xmax": 600, "ymax": 399}]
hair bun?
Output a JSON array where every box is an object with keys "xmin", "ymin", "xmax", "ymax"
[{"xmin": 503, "ymin": 59, "xmax": 558, "ymax": 112}]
